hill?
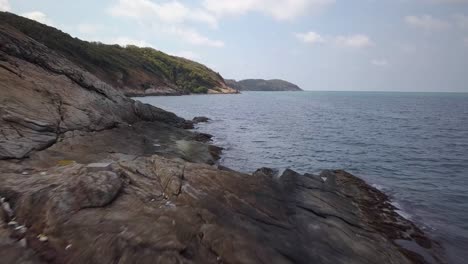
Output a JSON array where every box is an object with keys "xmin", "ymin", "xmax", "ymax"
[
  {"xmin": 226, "ymin": 79, "xmax": 302, "ymax": 91},
  {"xmin": 0, "ymin": 11, "xmax": 236, "ymax": 96}
]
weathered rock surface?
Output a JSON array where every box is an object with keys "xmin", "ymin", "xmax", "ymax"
[
  {"xmin": 0, "ymin": 156, "xmax": 444, "ymax": 264},
  {"xmin": 0, "ymin": 13, "xmax": 445, "ymax": 264},
  {"xmin": 192, "ymin": 116, "xmax": 210, "ymax": 124},
  {"xmin": 0, "ymin": 12, "xmax": 238, "ymax": 97},
  {"xmin": 0, "ymin": 24, "xmax": 190, "ymax": 160}
]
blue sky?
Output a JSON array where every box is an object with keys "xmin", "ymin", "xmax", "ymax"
[{"xmin": 2, "ymin": 0, "xmax": 468, "ymax": 92}]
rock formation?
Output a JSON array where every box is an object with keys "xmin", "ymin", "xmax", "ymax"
[
  {"xmin": 0, "ymin": 13, "xmax": 444, "ymax": 264},
  {"xmin": 0, "ymin": 12, "xmax": 237, "ymax": 96}
]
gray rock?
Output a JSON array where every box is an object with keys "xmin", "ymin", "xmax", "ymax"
[
  {"xmin": 0, "ymin": 24, "xmax": 191, "ymax": 160},
  {"xmin": 86, "ymin": 163, "xmax": 113, "ymax": 173},
  {"xmin": 73, "ymin": 171, "xmax": 123, "ymax": 208},
  {"xmin": 193, "ymin": 116, "xmax": 210, "ymax": 123},
  {"xmin": 0, "ymin": 156, "xmax": 442, "ymax": 264}
]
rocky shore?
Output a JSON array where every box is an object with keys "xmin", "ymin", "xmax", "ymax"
[{"xmin": 0, "ymin": 19, "xmax": 445, "ymax": 264}]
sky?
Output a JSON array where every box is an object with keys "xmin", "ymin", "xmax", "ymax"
[{"xmin": 1, "ymin": 0, "xmax": 468, "ymax": 92}]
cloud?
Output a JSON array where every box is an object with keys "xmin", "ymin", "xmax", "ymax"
[
  {"xmin": 21, "ymin": 11, "xmax": 55, "ymax": 26},
  {"xmin": 109, "ymin": 0, "xmax": 217, "ymax": 27},
  {"xmin": 164, "ymin": 26, "xmax": 224, "ymax": 47},
  {"xmin": 371, "ymin": 59, "xmax": 389, "ymax": 66},
  {"xmin": 77, "ymin": 23, "xmax": 105, "ymax": 35},
  {"xmin": 464, "ymin": 37, "xmax": 468, "ymax": 46},
  {"xmin": 454, "ymin": 14, "xmax": 468, "ymax": 29},
  {"xmin": 428, "ymin": 0, "xmax": 468, "ymax": 3},
  {"xmin": 295, "ymin": 31, "xmax": 325, "ymax": 44},
  {"xmin": 0, "ymin": 0, "xmax": 10, "ymax": 11},
  {"xmin": 296, "ymin": 31, "xmax": 373, "ymax": 48},
  {"xmin": 108, "ymin": 0, "xmax": 222, "ymax": 47},
  {"xmin": 334, "ymin": 34, "xmax": 373, "ymax": 48},
  {"xmin": 171, "ymin": 50, "xmax": 201, "ymax": 60},
  {"xmin": 202, "ymin": 0, "xmax": 334, "ymax": 20},
  {"xmin": 405, "ymin": 15, "xmax": 451, "ymax": 31},
  {"xmin": 109, "ymin": 37, "xmax": 155, "ymax": 48}
]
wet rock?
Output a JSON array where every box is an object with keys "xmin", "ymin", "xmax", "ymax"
[
  {"xmin": 192, "ymin": 132, "xmax": 213, "ymax": 143},
  {"xmin": 192, "ymin": 116, "xmax": 210, "ymax": 123},
  {"xmin": 253, "ymin": 167, "xmax": 279, "ymax": 178}
]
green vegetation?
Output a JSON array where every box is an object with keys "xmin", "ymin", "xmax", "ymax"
[
  {"xmin": 193, "ymin": 86, "xmax": 209, "ymax": 94},
  {"xmin": 226, "ymin": 79, "xmax": 302, "ymax": 92},
  {"xmin": 0, "ymin": 12, "xmax": 224, "ymax": 94}
]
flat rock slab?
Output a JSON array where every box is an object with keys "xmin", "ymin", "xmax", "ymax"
[{"xmin": 0, "ymin": 155, "xmax": 445, "ymax": 264}]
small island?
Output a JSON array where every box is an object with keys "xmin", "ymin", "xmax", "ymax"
[{"xmin": 226, "ymin": 79, "xmax": 303, "ymax": 92}]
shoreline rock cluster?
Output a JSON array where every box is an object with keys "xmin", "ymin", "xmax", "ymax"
[
  {"xmin": 0, "ymin": 156, "xmax": 445, "ymax": 264},
  {"xmin": 0, "ymin": 17, "xmax": 445, "ymax": 264}
]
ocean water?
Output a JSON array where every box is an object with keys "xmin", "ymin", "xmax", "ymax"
[{"xmin": 137, "ymin": 91, "xmax": 468, "ymax": 264}]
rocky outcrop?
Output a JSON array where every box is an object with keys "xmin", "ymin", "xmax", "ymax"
[
  {"xmin": 0, "ymin": 155, "xmax": 444, "ymax": 264},
  {"xmin": 226, "ymin": 79, "xmax": 303, "ymax": 91},
  {"xmin": 0, "ymin": 12, "xmax": 237, "ymax": 96},
  {"xmin": 0, "ymin": 12, "xmax": 445, "ymax": 264},
  {"xmin": 192, "ymin": 116, "xmax": 210, "ymax": 124},
  {"xmin": 0, "ymin": 24, "xmax": 190, "ymax": 160}
]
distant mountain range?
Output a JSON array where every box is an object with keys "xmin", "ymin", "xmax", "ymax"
[{"xmin": 226, "ymin": 79, "xmax": 302, "ymax": 92}]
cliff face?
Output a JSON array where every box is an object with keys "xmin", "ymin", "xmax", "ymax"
[
  {"xmin": 226, "ymin": 79, "xmax": 302, "ymax": 91},
  {"xmin": 0, "ymin": 12, "xmax": 236, "ymax": 96},
  {"xmin": 0, "ymin": 23, "xmax": 191, "ymax": 159}
]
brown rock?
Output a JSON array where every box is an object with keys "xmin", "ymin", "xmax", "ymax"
[
  {"xmin": 0, "ymin": 156, "xmax": 444, "ymax": 264},
  {"xmin": 0, "ymin": 24, "xmax": 188, "ymax": 160}
]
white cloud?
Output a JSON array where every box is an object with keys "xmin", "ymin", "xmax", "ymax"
[
  {"xmin": 171, "ymin": 50, "xmax": 201, "ymax": 60},
  {"xmin": 334, "ymin": 34, "xmax": 373, "ymax": 48},
  {"xmin": 109, "ymin": 37, "xmax": 155, "ymax": 48},
  {"xmin": 108, "ymin": 0, "xmax": 222, "ymax": 47},
  {"xmin": 202, "ymin": 0, "xmax": 334, "ymax": 20},
  {"xmin": 109, "ymin": 0, "xmax": 218, "ymax": 27},
  {"xmin": 295, "ymin": 31, "xmax": 325, "ymax": 44},
  {"xmin": 21, "ymin": 11, "xmax": 55, "ymax": 26},
  {"xmin": 405, "ymin": 15, "xmax": 451, "ymax": 31},
  {"xmin": 371, "ymin": 59, "xmax": 389, "ymax": 66},
  {"xmin": 296, "ymin": 31, "xmax": 373, "ymax": 48},
  {"xmin": 454, "ymin": 14, "xmax": 468, "ymax": 29},
  {"xmin": 77, "ymin": 23, "xmax": 105, "ymax": 35},
  {"xmin": 79, "ymin": 34, "xmax": 156, "ymax": 48},
  {"xmin": 428, "ymin": 0, "xmax": 468, "ymax": 3},
  {"xmin": 164, "ymin": 26, "xmax": 224, "ymax": 47},
  {"xmin": 0, "ymin": 0, "xmax": 10, "ymax": 11}
]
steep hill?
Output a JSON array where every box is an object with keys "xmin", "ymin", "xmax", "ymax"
[
  {"xmin": 0, "ymin": 11, "xmax": 236, "ymax": 96},
  {"xmin": 226, "ymin": 79, "xmax": 302, "ymax": 91}
]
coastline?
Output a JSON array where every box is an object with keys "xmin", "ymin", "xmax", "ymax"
[
  {"xmin": 0, "ymin": 21, "xmax": 445, "ymax": 263},
  {"xmin": 0, "ymin": 133, "xmax": 445, "ymax": 263}
]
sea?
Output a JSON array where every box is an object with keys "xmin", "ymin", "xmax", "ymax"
[{"xmin": 136, "ymin": 91, "xmax": 468, "ymax": 264}]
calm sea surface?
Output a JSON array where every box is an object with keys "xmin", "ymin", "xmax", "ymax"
[{"xmin": 137, "ymin": 91, "xmax": 468, "ymax": 264}]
